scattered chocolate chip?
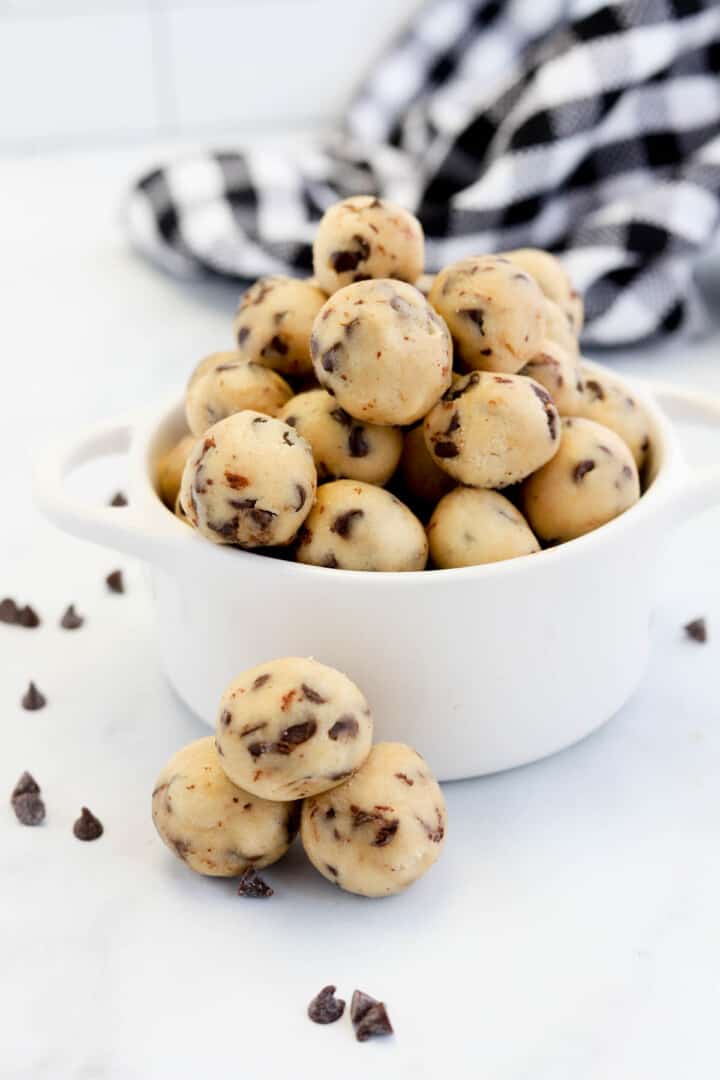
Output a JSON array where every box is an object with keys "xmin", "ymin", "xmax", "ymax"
[
  {"xmin": 0, "ymin": 597, "xmax": 19, "ymax": 624},
  {"xmin": 11, "ymin": 771, "xmax": 40, "ymax": 801},
  {"xmin": 73, "ymin": 807, "xmax": 103, "ymax": 841},
  {"xmin": 350, "ymin": 806, "xmax": 378, "ymax": 828},
  {"xmin": 261, "ymin": 335, "xmax": 288, "ymax": 357},
  {"xmin": 331, "ymin": 509, "xmax": 364, "ymax": 538},
  {"xmin": 278, "ymin": 720, "xmax": 317, "ymax": 749},
  {"xmin": 322, "ymin": 343, "xmax": 343, "ymax": 373},
  {"xmin": 16, "ymin": 605, "xmax": 40, "ymax": 629},
  {"xmin": 284, "ymin": 415, "xmax": 297, "ymax": 428},
  {"xmin": 621, "ymin": 464, "xmax": 633, "ymax": 480},
  {"xmin": 330, "ymin": 407, "xmax": 352, "ymax": 428},
  {"xmin": 584, "ymin": 378, "xmax": 605, "ymax": 402},
  {"xmin": 301, "ymin": 684, "xmax": 327, "ymax": 704},
  {"xmin": 433, "ymin": 441, "xmax": 459, "ymax": 458},
  {"xmin": 21, "ymin": 682, "xmax": 46, "ymax": 711},
  {"xmin": 239, "ymin": 722, "xmax": 267, "ymax": 737},
  {"xmin": 329, "ymin": 770, "xmax": 353, "ymax": 781},
  {"xmin": 330, "ymin": 237, "xmax": 370, "ymax": 274},
  {"xmin": 220, "ymin": 709, "xmax": 233, "ymax": 726},
  {"xmin": 323, "ymin": 554, "xmax": 339, "ymax": 569},
  {"xmin": 236, "ymin": 325, "xmax": 250, "ymax": 345},
  {"xmin": 294, "ymin": 484, "xmax": 307, "ymax": 511},
  {"xmin": 573, "ymin": 459, "xmax": 596, "ymax": 482},
  {"xmin": 351, "ymin": 991, "xmax": 393, "ymax": 1042},
  {"xmin": 373, "ymin": 820, "xmax": 399, "ymax": 847},
  {"xmin": 462, "ymin": 308, "xmax": 485, "ymax": 333},
  {"xmin": 60, "ymin": 605, "xmax": 84, "ymax": 630},
  {"xmin": 344, "ymin": 317, "xmax": 361, "ymax": 337},
  {"xmin": 348, "ymin": 426, "xmax": 370, "ymax": 458},
  {"xmin": 109, "ymin": 491, "xmax": 128, "ymax": 507},
  {"xmin": 173, "ymin": 837, "xmax": 190, "ymax": 860},
  {"xmin": 531, "ymin": 383, "xmax": 558, "ymax": 440},
  {"xmin": 248, "ymin": 741, "xmax": 275, "ymax": 758},
  {"xmin": 252, "ymin": 416, "xmax": 269, "ymax": 424},
  {"xmin": 445, "ymin": 412, "xmax": 460, "ymax": 435},
  {"xmin": 326, "ymin": 864, "xmax": 338, "ymax": 877},
  {"xmin": 224, "ymin": 470, "xmax": 250, "ymax": 490},
  {"xmin": 395, "ymin": 772, "xmax": 414, "ymax": 786},
  {"xmin": 308, "ymin": 985, "xmax": 345, "ymax": 1024},
  {"xmin": 252, "ymin": 674, "xmax": 271, "ymax": 690},
  {"xmin": 13, "ymin": 791, "xmax": 46, "ymax": 827},
  {"xmin": 328, "ymin": 715, "xmax": 359, "ymax": 740},
  {"xmin": 106, "ymin": 570, "xmax": 124, "ymax": 594},
  {"xmin": 283, "ymin": 430, "xmax": 296, "ymax": 447},
  {"xmin": 443, "ymin": 372, "xmax": 479, "ymax": 401},
  {"xmin": 250, "ymin": 508, "xmax": 276, "ymax": 530},
  {"xmin": 684, "ymin": 618, "xmax": 707, "ymax": 643},
  {"xmin": 237, "ymin": 867, "xmax": 273, "ymax": 897},
  {"xmin": 494, "ymin": 375, "xmax": 513, "ymax": 383}
]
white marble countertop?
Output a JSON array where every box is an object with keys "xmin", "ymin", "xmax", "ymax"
[{"xmin": 2, "ymin": 142, "xmax": 720, "ymax": 1080}]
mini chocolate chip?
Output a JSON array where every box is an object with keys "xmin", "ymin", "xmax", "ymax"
[
  {"xmin": 373, "ymin": 820, "xmax": 399, "ymax": 847},
  {"xmin": 480, "ymin": 348, "xmax": 493, "ymax": 356},
  {"xmin": 237, "ymin": 867, "xmax": 273, "ymax": 897},
  {"xmin": 261, "ymin": 335, "xmax": 288, "ymax": 357},
  {"xmin": 248, "ymin": 741, "xmax": 275, "ymax": 758},
  {"xmin": 73, "ymin": 807, "xmax": 103, "ymax": 841},
  {"xmin": 325, "ymin": 807, "xmax": 336, "ymax": 819},
  {"xmin": 621, "ymin": 464, "xmax": 633, "ymax": 480},
  {"xmin": 253, "ymin": 674, "xmax": 271, "ymax": 690},
  {"xmin": 585, "ymin": 378, "xmax": 605, "ymax": 402},
  {"xmin": 109, "ymin": 491, "xmax": 128, "ymax": 507},
  {"xmin": 278, "ymin": 720, "xmax": 317, "ymax": 749},
  {"xmin": 173, "ymin": 838, "xmax": 190, "ymax": 860},
  {"xmin": 224, "ymin": 471, "xmax": 250, "ymax": 490},
  {"xmin": 330, "ymin": 237, "xmax": 370, "ymax": 274},
  {"xmin": 252, "ymin": 416, "xmax": 269, "ymax": 424},
  {"xmin": 301, "ymin": 684, "xmax": 327, "ymax": 704},
  {"xmin": 443, "ymin": 372, "xmax": 479, "ymax": 401},
  {"xmin": 328, "ymin": 715, "xmax": 359, "ymax": 740},
  {"xmin": 60, "ymin": 605, "xmax": 84, "ymax": 630},
  {"xmin": 21, "ymin": 682, "xmax": 46, "ymax": 711},
  {"xmin": 0, "ymin": 597, "xmax": 19, "ymax": 624},
  {"xmin": 285, "ymin": 415, "xmax": 297, "ymax": 428},
  {"xmin": 344, "ymin": 317, "xmax": 361, "ymax": 336},
  {"xmin": 240, "ymin": 722, "xmax": 267, "ymax": 737},
  {"xmin": 445, "ymin": 412, "xmax": 460, "ymax": 435},
  {"xmin": 236, "ymin": 325, "xmax": 250, "ymax": 345},
  {"xmin": 294, "ymin": 484, "xmax": 307, "ymax": 511},
  {"xmin": 395, "ymin": 772, "xmax": 414, "ymax": 786},
  {"xmin": 250, "ymin": 509, "xmax": 277, "ymax": 530},
  {"xmin": 684, "ymin": 617, "xmax": 707, "ymax": 643},
  {"xmin": 494, "ymin": 376, "xmax": 513, "ymax": 384},
  {"xmin": 351, "ymin": 806, "xmax": 378, "ymax": 828},
  {"xmin": 573, "ymin": 459, "xmax": 596, "ymax": 482},
  {"xmin": 329, "ymin": 770, "xmax": 353, "ymax": 781},
  {"xmin": 331, "ymin": 508, "xmax": 364, "ymax": 538},
  {"xmin": 283, "ymin": 430, "xmax": 296, "ymax": 447},
  {"xmin": 308, "ymin": 985, "xmax": 345, "ymax": 1024},
  {"xmin": 531, "ymin": 383, "xmax": 558, "ymax": 440},
  {"xmin": 13, "ymin": 792, "xmax": 46, "ymax": 827},
  {"xmin": 220, "ymin": 709, "xmax": 233, "ymax": 726},
  {"xmin": 348, "ymin": 426, "xmax": 370, "ymax": 458},
  {"xmin": 330, "ymin": 407, "xmax": 352, "ymax": 428},
  {"xmin": 323, "ymin": 554, "xmax": 339, "ymax": 569},
  {"xmin": 106, "ymin": 570, "xmax": 124, "ymax": 594},
  {"xmin": 326, "ymin": 864, "xmax": 338, "ymax": 876},
  {"xmin": 462, "ymin": 308, "xmax": 485, "ymax": 333},
  {"xmin": 351, "ymin": 991, "xmax": 393, "ymax": 1042},
  {"xmin": 11, "ymin": 771, "xmax": 40, "ymax": 801},
  {"xmin": 433, "ymin": 441, "xmax": 459, "ymax": 458},
  {"xmin": 229, "ymin": 498, "xmax": 257, "ymax": 511},
  {"xmin": 389, "ymin": 294, "xmax": 412, "ymax": 316},
  {"xmin": 16, "ymin": 605, "xmax": 40, "ymax": 628},
  {"xmin": 322, "ymin": 343, "xmax": 343, "ymax": 373}
]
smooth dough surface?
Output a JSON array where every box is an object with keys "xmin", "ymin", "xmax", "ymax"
[
  {"xmin": 278, "ymin": 389, "xmax": 402, "ymax": 484},
  {"xmin": 502, "ymin": 248, "xmax": 584, "ymax": 335},
  {"xmin": 522, "ymin": 417, "xmax": 640, "ymax": 542},
  {"xmin": 398, "ymin": 424, "xmax": 455, "ymax": 509},
  {"xmin": 428, "ymin": 256, "xmax": 546, "ymax": 373},
  {"xmin": 572, "ymin": 363, "xmax": 651, "ymax": 469},
  {"xmin": 310, "ymin": 279, "xmax": 452, "ymax": 426},
  {"xmin": 233, "ymin": 276, "xmax": 327, "ymax": 377},
  {"xmin": 215, "ymin": 658, "xmax": 373, "ymax": 801},
  {"xmin": 296, "ymin": 480, "xmax": 428, "ymax": 572},
  {"xmin": 428, "ymin": 488, "xmax": 540, "ymax": 568},
  {"xmin": 187, "ymin": 350, "xmax": 239, "ymax": 390},
  {"xmin": 151, "ymin": 737, "xmax": 298, "ymax": 876},
  {"xmin": 157, "ymin": 434, "xmax": 195, "ymax": 507},
  {"xmin": 312, "ymin": 196, "xmax": 424, "ymax": 295},
  {"xmin": 424, "ymin": 370, "xmax": 560, "ymax": 488},
  {"xmin": 301, "ymin": 742, "xmax": 447, "ymax": 897},
  {"xmin": 543, "ymin": 298, "xmax": 579, "ymax": 355},
  {"xmin": 186, "ymin": 358, "xmax": 293, "ymax": 435},
  {"xmin": 179, "ymin": 410, "xmax": 316, "ymax": 547},
  {"xmin": 519, "ymin": 338, "xmax": 584, "ymax": 416}
]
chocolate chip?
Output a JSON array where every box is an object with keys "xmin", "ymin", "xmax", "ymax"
[
  {"xmin": 323, "ymin": 554, "xmax": 339, "ymax": 569},
  {"xmin": 331, "ymin": 508, "xmax": 364, "ymax": 538},
  {"xmin": 445, "ymin": 412, "xmax": 460, "ymax": 435},
  {"xmin": 248, "ymin": 741, "xmax": 275, "ymax": 758},
  {"xmin": 462, "ymin": 308, "xmax": 485, "ymax": 333},
  {"xmin": 329, "ymin": 770, "xmax": 353, "ymax": 781},
  {"xmin": 229, "ymin": 498, "xmax": 256, "ymax": 510},
  {"xmin": 294, "ymin": 484, "xmax": 307, "ymax": 511},
  {"xmin": 351, "ymin": 991, "xmax": 393, "ymax": 1042},
  {"xmin": 13, "ymin": 792, "xmax": 46, "ymax": 827},
  {"xmin": 173, "ymin": 838, "xmax": 190, "ymax": 860},
  {"xmin": 109, "ymin": 491, "xmax": 128, "ymax": 507},
  {"xmin": 368, "ymin": 197, "xmax": 383, "ymax": 209},
  {"xmin": 283, "ymin": 430, "xmax": 296, "ymax": 447},
  {"xmin": 348, "ymin": 426, "xmax": 369, "ymax": 458},
  {"xmin": 106, "ymin": 570, "xmax": 124, "ymax": 594},
  {"xmin": 621, "ymin": 464, "xmax": 633, "ymax": 480},
  {"xmin": 301, "ymin": 684, "xmax": 327, "ymax": 704},
  {"xmin": 236, "ymin": 326, "xmax": 250, "ymax": 345},
  {"xmin": 389, "ymin": 294, "xmax": 412, "ymax": 317},
  {"xmin": 73, "ymin": 807, "xmax": 103, "ymax": 841},
  {"xmin": 328, "ymin": 715, "xmax": 359, "ymax": 740},
  {"xmin": 252, "ymin": 673, "xmax": 271, "ymax": 690},
  {"xmin": 372, "ymin": 820, "xmax": 399, "ymax": 847},
  {"xmin": 224, "ymin": 470, "xmax": 250, "ymax": 490},
  {"xmin": 239, "ymin": 722, "xmax": 267, "ymax": 737},
  {"xmin": 443, "ymin": 372, "xmax": 479, "ymax": 401},
  {"xmin": 60, "ymin": 605, "xmax": 84, "ymax": 630},
  {"xmin": 237, "ymin": 867, "xmax": 273, "ymax": 897},
  {"xmin": 433, "ymin": 441, "xmax": 459, "ymax": 459},
  {"xmin": 418, "ymin": 808, "xmax": 445, "ymax": 842},
  {"xmin": 344, "ymin": 317, "xmax": 361, "ymax": 336},
  {"xmin": 11, "ymin": 771, "xmax": 40, "ymax": 801},
  {"xmin": 326, "ymin": 864, "xmax": 338, "ymax": 876},
  {"xmin": 573, "ymin": 459, "xmax": 596, "ymax": 482},
  {"xmin": 330, "ymin": 236, "xmax": 370, "ymax": 274},
  {"xmin": 261, "ymin": 335, "xmax": 288, "ymax": 357},
  {"xmin": 308, "ymin": 985, "xmax": 345, "ymax": 1025},
  {"xmin": 21, "ymin": 682, "xmax": 46, "ymax": 711},
  {"xmin": 325, "ymin": 807, "xmax": 336, "ymax": 820},
  {"xmin": 494, "ymin": 375, "xmax": 513, "ymax": 383},
  {"xmin": 531, "ymin": 382, "xmax": 558, "ymax": 440},
  {"xmin": 684, "ymin": 617, "xmax": 707, "ymax": 643},
  {"xmin": 220, "ymin": 709, "xmax": 233, "ymax": 726},
  {"xmin": 278, "ymin": 720, "xmax": 317, "ymax": 749},
  {"xmin": 252, "ymin": 416, "xmax": 269, "ymax": 424},
  {"xmin": 395, "ymin": 772, "xmax": 414, "ymax": 786},
  {"xmin": 250, "ymin": 508, "xmax": 276, "ymax": 530},
  {"xmin": 322, "ymin": 343, "xmax": 343, "ymax": 373},
  {"xmin": 585, "ymin": 378, "xmax": 605, "ymax": 402},
  {"xmin": 0, "ymin": 597, "xmax": 19, "ymax": 624},
  {"xmin": 16, "ymin": 605, "xmax": 40, "ymax": 628},
  {"xmin": 285, "ymin": 415, "xmax": 297, "ymax": 428},
  {"xmin": 330, "ymin": 407, "xmax": 352, "ymax": 428},
  {"xmin": 350, "ymin": 806, "xmax": 378, "ymax": 828}
]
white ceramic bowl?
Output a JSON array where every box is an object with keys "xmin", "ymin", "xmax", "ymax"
[{"xmin": 33, "ymin": 373, "xmax": 720, "ymax": 781}]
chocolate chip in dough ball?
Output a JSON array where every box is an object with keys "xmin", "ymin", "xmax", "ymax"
[
  {"xmin": 278, "ymin": 389, "xmax": 402, "ymax": 485},
  {"xmin": 519, "ymin": 339, "xmax": 584, "ymax": 416},
  {"xmin": 233, "ymin": 276, "xmax": 327, "ymax": 377},
  {"xmin": 179, "ymin": 410, "xmax": 316, "ymax": 548},
  {"xmin": 151, "ymin": 737, "xmax": 298, "ymax": 876},
  {"xmin": 157, "ymin": 434, "xmax": 195, "ymax": 508},
  {"xmin": 310, "ymin": 279, "xmax": 452, "ymax": 426},
  {"xmin": 187, "ymin": 350, "xmax": 239, "ymax": 390},
  {"xmin": 301, "ymin": 742, "xmax": 447, "ymax": 897},
  {"xmin": 522, "ymin": 417, "xmax": 640, "ymax": 543},
  {"xmin": 573, "ymin": 364, "xmax": 651, "ymax": 470},
  {"xmin": 424, "ymin": 371, "xmax": 560, "ymax": 488},
  {"xmin": 398, "ymin": 424, "xmax": 455, "ymax": 509},
  {"xmin": 296, "ymin": 480, "xmax": 428, "ymax": 572},
  {"xmin": 501, "ymin": 248, "xmax": 584, "ymax": 335},
  {"xmin": 216, "ymin": 658, "xmax": 373, "ymax": 801},
  {"xmin": 428, "ymin": 256, "xmax": 546, "ymax": 374},
  {"xmin": 428, "ymin": 488, "xmax": 540, "ymax": 568},
  {"xmin": 312, "ymin": 196, "xmax": 424, "ymax": 295},
  {"xmin": 185, "ymin": 358, "xmax": 293, "ymax": 435}
]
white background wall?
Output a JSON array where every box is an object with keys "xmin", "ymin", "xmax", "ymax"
[{"xmin": 0, "ymin": 0, "xmax": 421, "ymax": 153}]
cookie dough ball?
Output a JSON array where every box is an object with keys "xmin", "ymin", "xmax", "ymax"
[
  {"xmin": 414, "ymin": 272, "xmax": 435, "ymax": 297},
  {"xmin": 424, "ymin": 370, "xmax": 560, "ymax": 488},
  {"xmin": 573, "ymin": 364, "xmax": 651, "ymax": 470},
  {"xmin": 186, "ymin": 359, "xmax": 293, "ymax": 436},
  {"xmin": 428, "ymin": 256, "xmax": 546, "ymax": 374},
  {"xmin": 187, "ymin": 350, "xmax": 238, "ymax": 390},
  {"xmin": 398, "ymin": 425, "xmax": 455, "ymax": 508},
  {"xmin": 310, "ymin": 279, "xmax": 452, "ymax": 426},
  {"xmin": 179, "ymin": 411, "xmax": 316, "ymax": 548},
  {"xmin": 519, "ymin": 339, "xmax": 584, "ymax": 416},
  {"xmin": 151, "ymin": 737, "xmax": 298, "ymax": 876},
  {"xmin": 522, "ymin": 417, "xmax": 640, "ymax": 542},
  {"xmin": 215, "ymin": 658, "xmax": 373, "ymax": 801},
  {"xmin": 233, "ymin": 276, "xmax": 327, "ymax": 377},
  {"xmin": 428, "ymin": 488, "xmax": 540, "ymax": 568},
  {"xmin": 157, "ymin": 434, "xmax": 195, "ymax": 507},
  {"xmin": 543, "ymin": 298, "xmax": 579, "ymax": 356},
  {"xmin": 313, "ymin": 196, "xmax": 424, "ymax": 295},
  {"xmin": 296, "ymin": 480, "xmax": 428, "ymax": 572},
  {"xmin": 278, "ymin": 390, "xmax": 402, "ymax": 485},
  {"xmin": 301, "ymin": 742, "xmax": 447, "ymax": 897},
  {"xmin": 501, "ymin": 248, "xmax": 583, "ymax": 335}
]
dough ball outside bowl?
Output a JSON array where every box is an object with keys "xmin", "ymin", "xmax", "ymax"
[
  {"xmin": 296, "ymin": 480, "xmax": 428, "ymax": 572},
  {"xmin": 398, "ymin": 424, "xmax": 455, "ymax": 509},
  {"xmin": 310, "ymin": 279, "xmax": 452, "ymax": 426},
  {"xmin": 233, "ymin": 276, "xmax": 327, "ymax": 377},
  {"xmin": 215, "ymin": 658, "xmax": 373, "ymax": 801},
  {"xmin": 572, "ymin": 363, "xmax": 651, "ymax": 470},
  {"xmin": 519, "ymin": 339, "xmax": 584, "ymax": 416},
  {"xmin": 312, "ymin": 195, "xmax": 424, "ymax": 295},
  {"xmin": 151, "ymin": 736, "xmax": 299, "ymax": 876},
  {"xmin": 428, "ymin": 256, "xmax": 546, "ymax": 374},
  {"xmin": 424, "ymin": 370, "xmax": 560, "ymax": 488},
  {"xmin": 301, "ymin": 742, "xmax": 447, "ymax": 897},
  {"xmin": 428, "ymin": 488, "xmax": 540, "ymax": 568},
  {"xmin": 278, "ymin": 389, "xmax": 402, "ymax": 485},
  {"xmin": 522, "ymin": 417, "xmax": 641, "ymax": 543},
  {"xmin": 185, "ymin": 358, "xmax": 293, "ymax": 436},
  {"xmin": 179, "ymin": 410, "xmax": 316, "ymax": 548},
  {"xmin": 157, "ymin": 433, "xmax": 195, "ymax": 508},
  {"xmin": 501, "ymin": 248, "xmax": 583, "ymax": 335}
]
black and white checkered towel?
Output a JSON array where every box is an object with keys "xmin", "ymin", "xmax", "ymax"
[{"xmin": 126, "ymin": 0, "xmax": 720, "ymax": 346}]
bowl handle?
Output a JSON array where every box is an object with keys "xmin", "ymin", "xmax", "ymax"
[
  {"xmin": 648, "ymin": 381, "xmax": 720, "ymax": 518},
  {"xmin": 33, "ymin": 412, "xmax": 177, "ymax": 560}
]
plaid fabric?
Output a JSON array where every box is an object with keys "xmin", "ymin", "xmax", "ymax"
[{"xmin": 126, "ymin": 0, "xmax": 720, "ymax": 346}]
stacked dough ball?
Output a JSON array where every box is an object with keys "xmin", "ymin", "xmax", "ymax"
[
  {"xmin": 156, "ymin": 195, "xmax": 650, "ymax": 570},
  {"xmin": 152, "ymin": 657, "xmax": 447, "ymax": 898}
]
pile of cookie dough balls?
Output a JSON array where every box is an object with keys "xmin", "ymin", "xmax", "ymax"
[
  {"xmin": 154, "ymin": 195, "xmax": 651, "ymax": 569},
  {"xmin": 152, "ymin": 657, "xmax": 447, "ymax": 898}
]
